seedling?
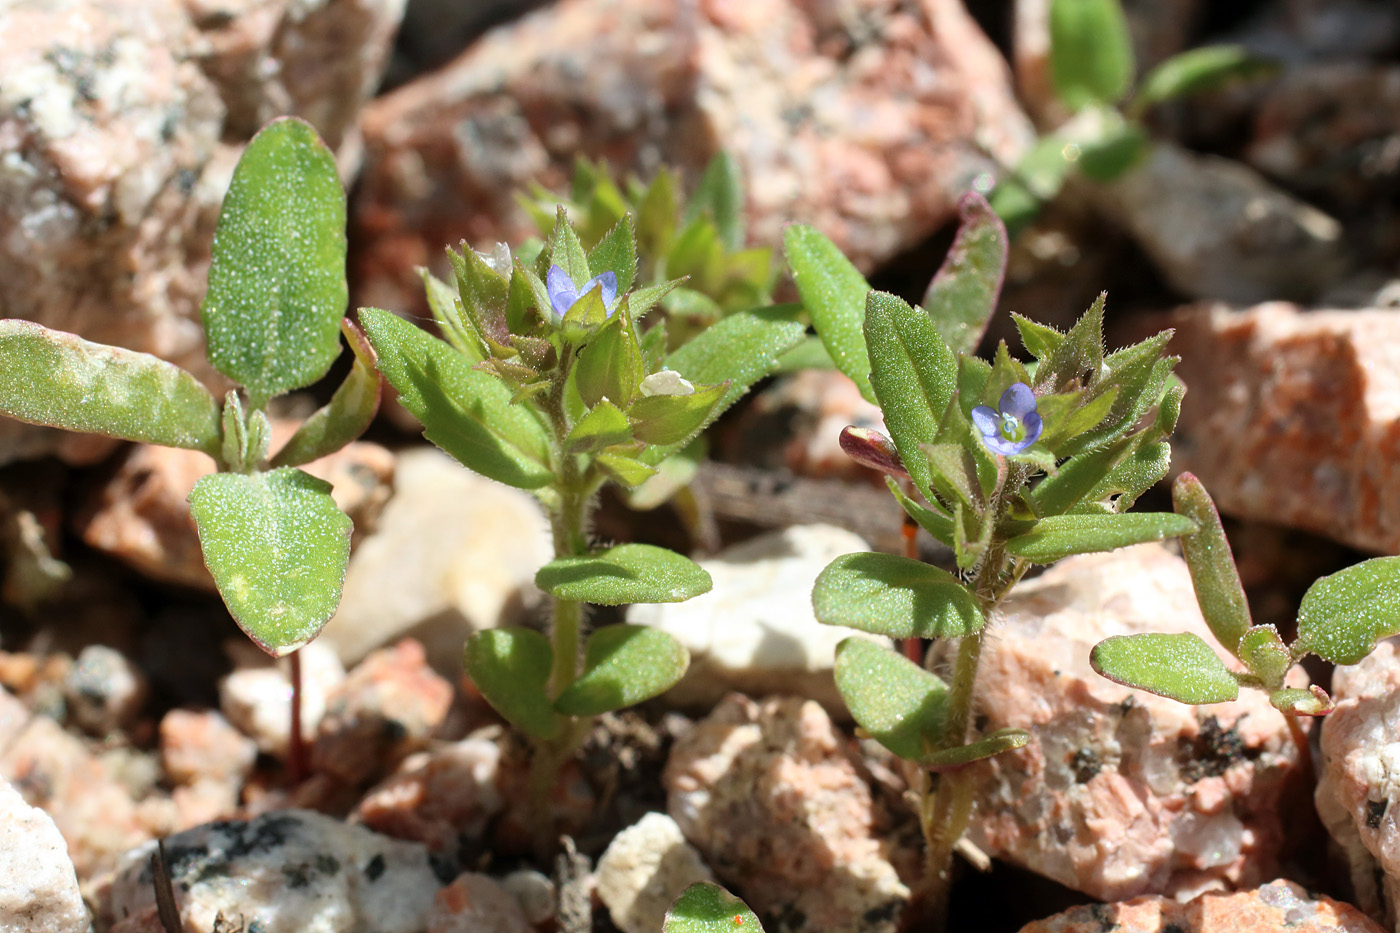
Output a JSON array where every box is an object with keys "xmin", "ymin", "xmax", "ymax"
[
  {"xmin": 0, "ymin": 118, "xmax": 375, "ymax": 780},
  {"xmin": 359, "ymin": 203, "xmax": 804, "ymax": 851},
  {"xmin": 788, "ymin": 192, "xmax": 1193, "ymax": 930}
]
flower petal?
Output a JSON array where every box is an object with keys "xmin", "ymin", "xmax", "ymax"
[
  {"xmin": 981, "ymin": 433, "xmax": 1030, "ymax": 456},
  {"xmin": 999, "ymin": 382, "xmax": 1037, "ymax": 420},
  {"xmin": 970, "ymin": 405, "xmax": 1000, "ymax": 437},
  {"xmin": 547, "ymin": 265, "xmax": 578, "ymax": 319},
  {"xmin": 582, "ymin": 271, "xmax": 619, "ymax": 317},
  {"xmin": 1020, "ymin": 411, "xmax": 1044, "ymax": 447}
]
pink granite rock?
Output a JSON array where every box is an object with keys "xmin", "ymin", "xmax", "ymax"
[
  {"xmin": 313, "ymin": 639, "xmax": 454, "ymax": 785},
  {"xmin": 1316, "ymin": 637, "xmax": 1400, "ymax": 926},
  {"xmin": 351, "ymin": 0, "xmax": 1032, "ymax": 314},
  {"xmin": 664, "ymin": 694, "xmax": 908, "ymax": 933},
  {"xmin": 219, "ymin": 639, "xmax": 346, "ymax": 758},
  {"xmin": 966, "ymin": 544, "xmax": 1309, "ymax": 902},
  {"xmin": 1017, "ymin": 879, "xmax": 1384, "ymax": 933},
  {"xmin": 0, "ymin": 778, "xmax": 91, "ymax": 933},
  {"xmin": 1170, "ymin": 303, "xmax": 1400, "ymax": 554},
  {"xmin": 160, "ymin": 708, "xmax": 257, "ymax": 787},
  {"xmin": 77, "ymin": 429, "xmax": 394, "ymax": 590},
  {"xmin": 427, "ymin": 872, "xmax": 533, "ymax": 933}
]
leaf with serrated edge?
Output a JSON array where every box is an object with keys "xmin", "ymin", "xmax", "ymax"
[
  {"xmin": 663, "ymin": 883, "xmax": 764, "ymax": 933},
  {"xmin": 1006, "ymin": 512, "xmax": 1196, "ymax": 563},
  {"xmin": 554, "ymin": 625, "xmax": 688, "ymax": 716},
  {"xmin": 464, "ymin": 628, "xmax": 562, "ymax": 740},
  {"xmin": 784, "ymin": 224, "xmax": 874, "ymax": 402},
  {"xmin": 812, "ymin": 552, "xmax": 982, "ymax": 639},
  {"xmin": 189, "ymin": 468, "xmax": 351, "ymax": 656},
  {"xmin": 834, "ymin": 638, "xmax": 947, "ymax": 761},
  {"xmin": 921, "ymin": 192, "xmax": 1007, "ymax": 357},
  {"xmin": 202, "ymin": 118, "xmax": 347, "ymax": 407},
  {"xmin": 536, "ymin": 543, "xmax": 712, "ymax": 605},
  {"xmin": 0, "ymin": 320, "xmax": 221, "ymax": 458},
  {"xmin": 1091, "ymin": 632, "xmax": 1239, "ymax": 705},
  {"xmin": 1173, "ymin": 473, "xmax": 1252, "ymax": 657},
  {"xmin": 1293, "ymin": 557, "xmax": 1400, "ymax": 665}
]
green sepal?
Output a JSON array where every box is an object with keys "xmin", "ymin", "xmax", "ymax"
[
  {"xmin": 864, "ymin": 291, "xmax": 957, "ymax": 502},
  {"xmin": 553, "ymin": 624, "xmax": 689, "ymax": 716},
  {"xmin": 1035, "ymin": 387, "xmax": 1118, "ymax": 458},
  {"xmin": 587, "ymin": 214, "xmax": 638, "ymax": 295},
  {"xmin": 188, "ymin": 467, "xmax": 351, "ymax": 657},
  {"xmin": 358, "ymin": 307, "xmax": 554, "ymax": 489},
  {"xmin": 421, "ymin": 268, "xmax": 483, "ymax": 362},
  {"xmin": 919, "ymin": 729, "xmax": 1031, "ymax": 771},
  {"xmin": 784, "ymin": 224, "xmax": 874, "ymax": 402},
  {"xmin": 921, "ymin": 193, "xmax": 1006, "ymax": 356},
  {"xmin": 535, "ymin": 543, "xmax": 713, "ymax": 606},
  {"xmin": 596, "ymin": 452, "xmax": 658, "ymax": 488},
  {"xmin": 1293, "ymin": 557, "xmax": 1400, "ymax": 665},
  {"xmin": 1238, "ymin": 625, "xmax": 1291, "ymax": 689},
  {"xmin": 1036, "ymin": 293, "xmax": 1105, "ymax": 396},
  {"xmin": 544, "ymin": 205, "xmax": 591, "ymax": 286},
  {"xmin": 1090, "ymin": 632, "xmax": 1240, "ymax": 705},
  {"xmin": 271, "ymin": 319, "xmax": 381, "ymax": 468},
  {"xmin": 812, "ymin": 552, "xmax": 983, "ymax": 639},
  {"xmin": 559, "ymin": 287, "xmax": 612, "ymax": 342},
  {"xmin": 982, "ymin": 341, "xmax": 1034, "ymax": 410},
  {"xmin": 576, "ymin": 315, "xmax": 642, "ymax": 409},
  {"xmin": 626, "ymin": 279, "xmax": 683, "ymax": 323},
  {"xmin": 630, "ymin": 382, "xmax": 726, "ymax": 446},
  {"xmin": 1013, "ymin": 313, "xmax": 1065, "ymax": 361},
  {"xmin": 0, "ymin": 320, "xmax": 221, "ymax": 459},
  {"xmin": 566, "ymin": 400, "xmax": 634, "ymax": 454},
  {"xmin": 447, "ymin": 246, "xmax": 512, "ymax": 357},
  {"xmin": 1005, "ymin": 512, "xmax": 1196, "ymax": 563},
  {"xmin": 833, "ymin": 637, "xmax": 948, "ymax": 761},
  {"xmin": 922, "ymin": 442, "xmax": 980, "ymax": 513},
  {"xmin": 201, "ymin": 118, "xmax": 347, "ymax": 407},
  {"xmin": 1173, "ymin": 472, "xmax": 1252, "ymax": 658},
  {"xmin": 956, "ymin": 356, "xmax": 992, "ymax": 418},
  {"xmin": 463, "ymin": 628, "xmax": 563, "ymax": 741},
  {"xmin": 663, "ymin": 883, "xmax": 764, "ymax": 933},
  {"xmin": 887, "ymin": 478, "xmax": 955, "ymax": 547},
  {"xmin": 1049, "ymin": 0, "xmax": 1135, "ymax": 109}
]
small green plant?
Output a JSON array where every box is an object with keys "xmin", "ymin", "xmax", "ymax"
[
  {"xmin": 0, "ymin": 118, "xmax": 374, "ymax": 779},
  {"xmin": 664, "ymin": 882, "xmax": 764, "ymax": 933},
  {"xmin": 787, "ymin": 192, "xmax": 1193, "ymax": 930},
  {"xmin": 1091, "ymin": 472, "xmax": 1400, "ymax": 747},
  {"xmin": 991, "ymin": 0, "xmax": 1277, "ymax": 232},
  {"xmin": 359, "ymin": 203, "xmax": 804, "ymax": 850}
]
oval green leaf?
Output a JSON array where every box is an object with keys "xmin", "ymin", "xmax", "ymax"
[
  {"xmin": 202, "ymin": 118, "xmax": 347, "ymax": 406},
  {"xmin": 921, "ymin": 192, "xmax": 1007, "ymax": 357},
  {"xmin": 1133, "ymin": 45, "xmax": 1277, "ymax": 113},
  {"xmin": 1090, "ymin": 632, "xmax": 1239, "ymax": 705},
  {"xmin": 784, "ymin": 224, "xmax": 874, "ymax": 403},
  {"xmin": 1293, "ymin": 556, "xmax": 1400, "ymax": 665},
  {"xmin": 359, "ymin": 307, "xmax": 553, "ymax": 489},
  {"xmin": 664, "ymin": 883, "xmax": 763, "ymax": 933},
  {"xmin": 536, "ymin": 543, "xmax": 712, "ymax": 606},
  {"xmin": 834, "ymin": 637, "xmax": 948, "ymax": 761},
  {"xmin": 464, "ymin": 627, "xmax": 562, "ymax": 740},
  {"xmin": 0, "ymin": 320, "xmax": 220, "ymax": 458},
  {"xmin": 1173, "ymin": 473, "xmax": 1252, "ymax": 656},
  {"xmin": 1049, "ymin": 0, "xmax": 1135, "ymax": 109},
  {"xmin": 812, "ymin": 552, "xmax": 983, "ymax": 639},
  {"xmin": 1005, "ymin": 512, "xmax": 1197, "ymax": 564},
  {"xmin": 188, "ymin": 467, "xmax": 351, "ymax": 656},
  {"xmin": 553, "ymin": 625, "xmax": 688, "ymax": 716}
]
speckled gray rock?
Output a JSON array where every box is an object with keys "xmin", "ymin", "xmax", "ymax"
[
  {"xmin": 1316, "ymin": 637, "xmax": 1400, "ymax": 927},
  {"xmin": 64, "ymin": 645, "xmax": 148, "ymax": 736},
  {"xmin": 0, "ymin": 779, "xmax": 91, "ymax": 933},
  {"xmin": 665, "ymin": 694, "xmax": 908, "ymax": 933},
  {"xmin": 628, "ymin": 524, "xmax": 888, "ymax": 712},
  {"xmin": 966, "ymin": 543, "xmax": 1309, "ymax": 902},
  {"xmin": 597, "ymin": 812, "xmax": 715, "ymax": 933},
  {"xmin": 351, "ymin": 0, "xmax": 1032, "ymax": 316},
  {"xmin": 1017, "ymin": 879, "xmax": 1385, "ymax": 933},
  {"xmin": 108, "ymin": 809, "xmax": 444, "ymax": 933}
]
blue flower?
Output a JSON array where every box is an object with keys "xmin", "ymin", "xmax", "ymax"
[
  {"xmin": 971, "ymin": 382, "xmax": 1042, "ymax": 456},
  {"xmin": 547, "ymin": 265, "xmax": 619, "ymax": 320}
]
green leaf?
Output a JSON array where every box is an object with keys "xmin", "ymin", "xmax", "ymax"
[
  {"xmin": 566, "ymin": 400, "xmax": 633, "ymax": 454},
  {"xmin": 1090, "ymin": 633, "xmax": 1240, "ymax": 704},
  {"xmin": 630, "ymin": 383, "xmax": 726, "ymax": 446},
  {"xmin": 0, "ymin": 320, "xmax": 221, "ymax": 458},
  {"xmin": 596, "ymin": 452, "xmax": 658, "ymax": 489},
  {"xmin": 271, "ymin": 319, "xmax": 381, "ymax": 468},
  {"xmin": 535, "ymin": 543, "xmax": 712, "ymax": 606},
  {"xmin": 864, "ymin": 291, "xmax": 957, "ymax": 502},
  {"xmin": 684, "ymin": 152, "xmax": 746, "ymax": 252},
  {"xmin": 1013, "ymin": 314, "xmax": 1064, "ymax": 361},
  {"xmin": 202, "ymin": 118, "xmax": 347, "ymax": 407},
  {"xmin": 774, "ymin": 335, "xmax": 836, "ymax": 373},
  {"xmin": 464, "ymin": 628, "xmax": 562, "ymax": 740},
  {"xmin": 1173, "ymin": 473, "xmax": 1252, "ymax": 657},
  {"xmin": 812, "ymin": 552, "xmax": 983, "ymax": 639},
  {"xmin": 1049, "ymin": 0, "xmax": 1135, "ymax": 109},
  {"xmin": 887, "ymin": 478, "xmax": 955, "ymax": 547},
  {"xmin": 1076, "ymin": 121, "xmax": 1148, "ymax": 182},
  {"xmin": 920, "ymin": 729, "xmax": 1031, "ymax": 770},
  {"xmin": 627, "ymin": 279, "xmax": 684, "ymax": 323},
  {"xmin": 1293, "ymin": 557, "xmax": 1400, "ymax": 665},
  {"xmin": 588, "ymin": 214, "xmax": 638, "ymax": 293},
  {"xmin": 1031, "ymin": 435, "xmax": 1131, "ymax": 516},
  {"xmin": 922, "ymin": 442, "xmax": 978, "ymax": 512},
  {"xmin": 921, "ymin": 192, "xmax": 1007, "ymax": 357},
  {"xmin": 1005, "ymin": 512, "xmax": 1196, "ymax": 563},
  {"xmin": 422, "ymin": 268, "xmax": 482, "ymax": 362},
  {"xmin": 1132, "ymin": 45, "xmax": 1278, "ymax": 114},
  {"xmin": 626, "ymin": 436, "xmax": 703, "ymax": 509},
  {"xmin": 188, "ymin": 468, "xmax": 351, "ymax": 656},
  {"xmin": 645, "ymin": 306, "xmax": 804, "ymax": 463},
  {"xmin": 784, "ymin": 224, "xmax": 874, "ymax": 402},
  {"xmin": 554, "ymin": 625, "xmax": 689, "ymax": 716},
  {"xmin": 545, "ymin": 205, "xmax": 590, "ymax": 286},
  {"xmin": 1238, "ymin": 625, "xmax": 1291, "ymax": 688},
  {"xmin": 358, "ymin": 308, "xmax": 553, "ymax": 489},
  {"xmin": 834, "ymin": 637, "xmax": 947, "ymax": 760},
  {"xmin": 1078, "ymin": 437, "xmax": 1171, "ymax": 513},
  {"xmin": 1035, "ymin": 293, "xmax": 1104, "ymax": 394},
  {"xmin": 637, "ymin": 168, "xmax": 679, "ymax": 260},
  {"xmin": 576, "ymin": 316, "xmax": 642, "ymax": 409},
  {"xmin": 664, "ymin": 883, "xmax": 763, "ymax": 933},
  {"xmin": 1270, "ymin": 686, "xmax": 1333, "ymax": 717}
]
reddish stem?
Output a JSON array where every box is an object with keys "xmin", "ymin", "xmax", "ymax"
[
  {"xmin": 288, "ymin": 648, "xmax": 305, "ymax": 785},
  {"xmin": 900, "ymin": 500, "xmax": 924, "ymax": 664}
]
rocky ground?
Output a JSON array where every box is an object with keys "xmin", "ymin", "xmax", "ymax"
[{"xmin": 2, "ymin": 0, "xmax": 1400, "ymax": 931}]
